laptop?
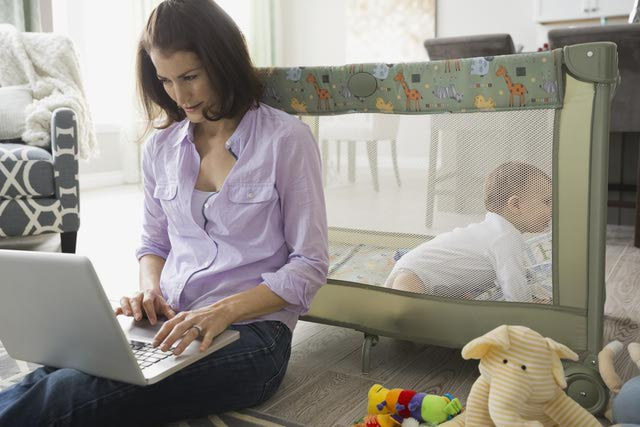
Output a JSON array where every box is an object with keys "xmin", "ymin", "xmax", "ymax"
[{"xmin": 0, "ymin": 249, "xmax": 240, "ymax": 386}]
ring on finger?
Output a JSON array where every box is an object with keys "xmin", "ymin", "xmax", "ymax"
[{"xmin": 190, "ymin": 324, "xmax": 203, "ymax": 338}]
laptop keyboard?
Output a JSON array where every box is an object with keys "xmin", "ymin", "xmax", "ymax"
[{"xmin": 130, "ymin": 340, "xmax": 174, "ymax": 369}]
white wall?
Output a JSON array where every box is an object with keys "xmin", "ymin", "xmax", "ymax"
[
  {"xmin": 279, "ymin": 0, "xmax": 347, "ymax": 66},
  {"xmin": 436, "ymin": 0, "xmax": 631, "ymax": 52},
  {"xmin": 436, "ymin": 0, "xmax": 541, "ymax": 51}
]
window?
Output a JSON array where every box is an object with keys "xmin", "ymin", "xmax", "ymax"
[{"xmin": 51, "ymin": 0, "xmax": 252, "ymax": 128}]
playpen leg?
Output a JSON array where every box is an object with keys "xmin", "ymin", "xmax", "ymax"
[{"xmin": 361, "ymin": 333, "xmax": 379, "ymax": 374}]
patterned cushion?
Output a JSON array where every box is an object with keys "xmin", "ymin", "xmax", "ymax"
[
  {"xmin": 0, "ymin": 143, "xmax": 54, "ymax": 199},
  {"xmin": 0, "ymin": 198, "xmax": 63, "ymax": 236},
  {"xmin": 0, "ymin": 108, "xmax": 79, "ymax": 238}
]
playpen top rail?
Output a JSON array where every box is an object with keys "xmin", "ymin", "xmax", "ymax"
[{"xmin": 258, "ymin": 49, "xmax": 564, "ymax": 115}]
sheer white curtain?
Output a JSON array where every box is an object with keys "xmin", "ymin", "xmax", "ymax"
[
  {"xmin": 216, "ymin": 0, "xmax": 282, "ymax": 67},
  {"xmin": 51, "ymin": 0, "xmax": 162, "ymax": 183},
  {"xmin": 346, "ymin": 0, "xmax": 435, "ymax": 63},
  {"xmin": 0, "ymin": 0, "xmax": 40, "ymax": 31},
  {"xmin": 248, "ymin": 0, "xmax": 282, "ymax": 67}
]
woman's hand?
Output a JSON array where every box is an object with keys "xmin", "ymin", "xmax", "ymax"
[
  {"xmin": 115, "ymin": 288, "xmax": 176, "ymax": 325},
  {"xmin": 152, "ymin": 305, "xmax": 232, "ymax": 355}
]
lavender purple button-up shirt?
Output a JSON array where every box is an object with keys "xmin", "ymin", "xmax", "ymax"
[{"xmin": 135, "ymin": 104, "xmax": 329, "ymax": 332}]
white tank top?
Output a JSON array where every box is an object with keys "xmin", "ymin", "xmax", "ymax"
[{"xmin": 191, "ymin": 188, "xmax": 216, "ymax": 229}]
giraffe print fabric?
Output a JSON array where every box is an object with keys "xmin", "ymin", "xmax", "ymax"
[{"xmin": 258, "ymin": 50, "xmax": 562, "ymax": 115}]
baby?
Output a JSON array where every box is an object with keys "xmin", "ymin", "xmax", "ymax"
[{"xmin": 386, "ymin": 161, "xmax": 552, "ymax": 302}]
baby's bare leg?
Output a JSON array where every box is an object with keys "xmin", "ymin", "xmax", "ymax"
[{"xmin": 390, "ymin": 270, "xmax": 428, "ymax": 293}]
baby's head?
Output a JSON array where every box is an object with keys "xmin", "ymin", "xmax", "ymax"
[{"xmin": 485, "ymin": 161, "xmax": 552, "ymax": 233}]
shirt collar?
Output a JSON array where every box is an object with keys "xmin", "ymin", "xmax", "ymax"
[
  {"xmin": 485, "ymin": 211, "xmax": 521, "ymax": 236},
  {"xmin": 170, "ymin": 119, "xmax": 193, "ymax": 147},
  {"xmin": 171, "ymin": 105, "xmax": 258, "ymax": 156}
]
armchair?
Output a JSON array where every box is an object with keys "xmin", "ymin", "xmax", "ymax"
[{"xmin": 0, "ymin": 108, "xmax": 79, "ymax": 253}]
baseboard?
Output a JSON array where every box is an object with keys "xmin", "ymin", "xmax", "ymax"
[{"xmin": 79, "ymin": 171, "xmax": 125, "ymax": 190}]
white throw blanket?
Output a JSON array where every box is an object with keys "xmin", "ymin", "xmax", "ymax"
[{"xmin": 0, "ymin": 24, "xmax": 97, "ymax": 159}]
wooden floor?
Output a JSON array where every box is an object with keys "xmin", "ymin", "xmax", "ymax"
[{"xmin": 254, "ymin": 225, "xmax": 640, "ymax": 427}]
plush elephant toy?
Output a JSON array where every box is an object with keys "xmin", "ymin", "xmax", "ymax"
[{"xmin": 438, "ymin": 325, "xmax": 601, "ymax": 427}]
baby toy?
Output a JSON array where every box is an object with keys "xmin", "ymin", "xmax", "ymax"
[
  {"xmin": 437, "ymin": 325, "xmax": 601, "ymax": 426},
  {"xmin": 407, "ymin": 392, "xmax": 462, "ymax": 425},
  {"xmin": 598, "ymin": 340, "xmax": 640, "ymax": 426},
  {"xmin": 354, "ymin": 384, "xmax": 463, "ymax": 427}
]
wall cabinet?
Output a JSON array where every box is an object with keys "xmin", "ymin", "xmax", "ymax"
[{"xmin": 535, "ymin": 0, "xmax": 635, "ymax": 23}]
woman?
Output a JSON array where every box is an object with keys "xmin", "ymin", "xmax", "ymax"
[{"xmin": 0, "ymin": 0, "xmax": 328, "ymax": 425}]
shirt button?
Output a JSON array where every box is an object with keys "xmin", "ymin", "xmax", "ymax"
[{"xmin": 247, "ymin": 191, "xmax": 255, "ymax": 199}]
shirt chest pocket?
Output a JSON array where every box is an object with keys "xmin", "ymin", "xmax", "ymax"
[
  {"xmin": 153, "ymin": 183, "xmax": 183, "ymax": 226},
  {"xmin": 222, "ymin": 182, "xmax": 278, "ymax": 232},
  {"xmin": 227, "ymin": 182, "xmax": 276, "ymax": 204}
]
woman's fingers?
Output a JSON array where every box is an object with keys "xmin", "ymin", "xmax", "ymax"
[
  {"xmin": 118, "ymin": 291, "xmax": 175, "ymax": 325},
  {"xmin": 159, "ymin": 321, "xmax": 191, "ymax": 353},
  {"xmin": 119, "ymin": 296, "xmax": 132, "ymax": 316},
  {"xmin": 142, "ymin": 291, "xmax": 158, "ymax": 324},
  {"xmin": 153, "ymin": 312, "xmax": 186, "ymax": 348},
  {"xmin": 151, "ymin": 307, "xmax": 225, "ymax": 354},
  {"xmin": 200, "ymin": 329, "xmax": 215, "ymax": 352},
  {"xmin": 129, "ymin": 292, "xmax": 144, "ymax": 320},
  {"xmin": 160, "ymin": 302, "xmax": 176, "ymax": 319},
  {"xmin": 172, "ymin": 327, "xmax": 200, "ymax": 356}
]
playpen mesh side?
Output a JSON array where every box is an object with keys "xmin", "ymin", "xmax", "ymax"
[{"xmin": 312, "ymin": 108, "xmax": 555, "ymax": 304}]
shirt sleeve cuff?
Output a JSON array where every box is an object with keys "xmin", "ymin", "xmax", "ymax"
[
  {"xmin": 261, "ymin": 270, "xmax": 319, "ymax": 315},
  {"xmin": 135, "ymin": 245, "xmax": 169, "ymax": 261}
]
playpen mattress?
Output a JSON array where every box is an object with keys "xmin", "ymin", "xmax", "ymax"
[{"xmin": 328, "ymin": 233, "xmax": 552, "ymax": 304}]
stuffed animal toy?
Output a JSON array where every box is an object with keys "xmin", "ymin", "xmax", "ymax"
[
  {"xmin": 395, "ymin": 389, "xmax": 418, "ymax": 419},
  {"xmin": 353, "ymin": 414, "xmax": 399, "ymax": 427},
  {"xmin": 407, "ymin": 392, "xmax": 463, "ymax": 425},
  {"xmin": 376, "ymin": 386, "xmax": 404, "ymax": 416},
  {"xmin": 367, "ymin": 384, "xmax": 396, "ymax": 416},
  {"xmin": 354, "ymin": 384, "xmax": 462, "ymax": 427},
  {"xmin": 356, "ymin": 384, "xmax": 401, "ymax": 427},
  {"xmin": 438, "ymin": 325, "xmax": 601, "ymax": 427},
  {"xmin": 598, "ymin": 340, "xmax": 640, "ymax": 426}
]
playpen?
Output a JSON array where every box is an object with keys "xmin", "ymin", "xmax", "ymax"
[{"xmin": 258, "ymin": 42, "xmax": 618, "ymax": 413}]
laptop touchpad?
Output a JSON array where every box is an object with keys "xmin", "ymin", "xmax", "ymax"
[{"xmin": 117, "ymin": 315, "xmax": 165, "ymax": 342}]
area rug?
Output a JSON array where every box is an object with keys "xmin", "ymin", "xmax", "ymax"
[{"xmin": 0, "ymin": 342, "xmax": 304, "ymax": 427}]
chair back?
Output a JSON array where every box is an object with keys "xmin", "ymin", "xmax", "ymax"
[
  {"xmin": 424, "ymin": 33, "xmax": 515, "ymax": 60},
  {"xmin": 549, "ymin": 24, "xmax": 640, "ymax": 132}
]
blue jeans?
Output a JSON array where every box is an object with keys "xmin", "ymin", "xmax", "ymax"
[{"xmin": 0, "ymin": 320, "xmax": 291, "ymax": 427}]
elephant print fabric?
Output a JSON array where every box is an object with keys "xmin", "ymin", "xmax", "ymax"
[{"xmin": 438, "ymin": 325, "xmax": 602, "ymax": 427}]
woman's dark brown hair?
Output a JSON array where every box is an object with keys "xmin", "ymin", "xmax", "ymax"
[{"xmin": 137, "ymin": 0, "xmax": 262, "ymax": 129}]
